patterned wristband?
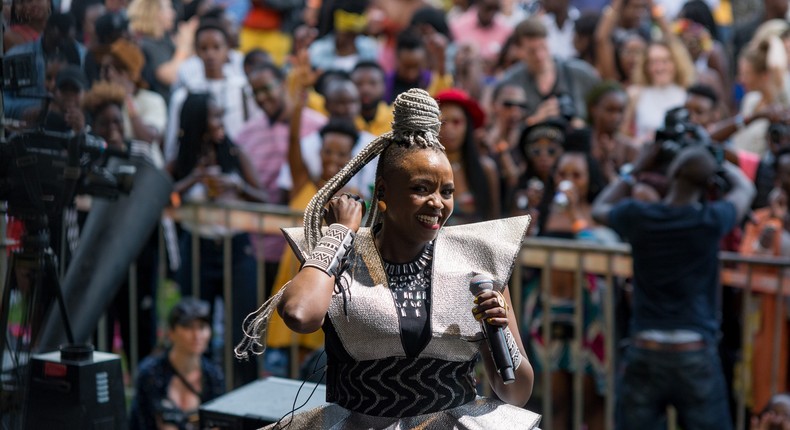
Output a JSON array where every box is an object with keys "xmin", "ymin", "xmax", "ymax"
[
  {"xmin": 503, "ymin": 327, "xmax": 522, "ymax": 370},
  {"xmin": 303, "ymin": 224, "xmax": 355, "ymax": 277}
]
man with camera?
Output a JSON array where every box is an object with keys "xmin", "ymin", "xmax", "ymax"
[
  {"xmin": 592, "ymin": 143, "xmax": 755, "ymax": 429},
  {"xmin": 499, "ymin": 17, "xmax": 599, "ymax": 128}
]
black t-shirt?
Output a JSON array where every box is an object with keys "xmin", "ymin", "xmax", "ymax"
[{"xmin": 608, "ymin": 199, "xmax": 736, "ymax": 341}]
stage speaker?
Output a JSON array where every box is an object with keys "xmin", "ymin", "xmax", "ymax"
[
  {"xmin": 25, "ymin": 346, "xmax": 127, "ymax": 430},
  {"xmin": 200, "ymin": 376, "xmax": 328, "ymax": 429}
]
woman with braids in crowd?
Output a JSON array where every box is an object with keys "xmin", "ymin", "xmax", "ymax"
[
  {"xmin": 235, "ymin": 89, "xmax": 539, "ymax": 428},
  {"xmin": 170, "ymin": 91, "xmax": 266, "ymax": 386}
]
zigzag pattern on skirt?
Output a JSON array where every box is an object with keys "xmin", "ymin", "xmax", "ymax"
[{"xmin": 327, "ymin": 356, "xmax": 478, "ymax": 418}]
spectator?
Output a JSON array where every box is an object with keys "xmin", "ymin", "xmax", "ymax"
[
  {"xmin": 435, "ymin": 88, "xmax": 500, "ymax": 223},
  {"xmin": 234, "ymin": 61, "xmax": 326, "ymax": 295},
  {"xmin": 676, "ymin": 1, "xmax": 731, "ymax": 108},
  {"xmin": 170, "ymin": 92, "xmax": 266, "ymax": 386},
  {"xmin": 366, "ymin": 0, "xmax": 433, "ymax": 74},
  {"xmin": 450, "ymin": 0, "xmax": 513, "ymax": 73},
  {"xmin": 175, "ymin": 7, "xmax": 246, "ymax": 90},
  {"xmin": 622, "ymin": 38, "xmax": 695, "ymax": 145},
  {"xmin": 491, "ymin": 34, "xmax": 522, "ymax": 80},
  {"xmin": 4, "ymin": 0, "xmax": 51, "ymax": 51},
  {"xmin": 128, "ymin": 0, "xmax": 197, "ymax": 100},
  {"xmin": 710, "ymin": 40, "xmax": 789, "ymax": 156},
  {"xmin": 501, "ymin": 17, "xmax": 600, "ymax": 128},
  {"xmin": 510, "ymin": 117, "xmax": 567, "ymax": 221},
  {"xmin": 265, "ymin": 66, "xmax": 360, "ymax": 373},
  {"xmin": 237, "ymin": 0, "xmax": 295, "ymax": 66},
  {"xmin": 384, "ymin": 28, "xmax": 452, "ymax": 104},
  {"xmin": 754, "ymin": 124, "xmax": 790, "ymax": 208},
  {"xmin": 409, "ymin": 6, "xmax": 455, "ymax": 78},
  {"xmin": 573, "ymin": 11, "xmax": 600, "ymax": 68},
  {"xmin": 485, "ymin": 82, "xmax": 528, "ymax": 197},
  {"xmin": 594, "ymin": 0, "xmax": 648, "ymax": 86},
  {"xmin": 307, "ymin": 0, "xmax": 379, "ymax": 73},
  {"xmin": 672, "ymin": 17, "xmax": 730, "ymax": 112},
  {"xmin": 129, "ymin": 297, "xmax": 225, "ymax": 430},
  {"xmin": 83, "ymin": 11, "xmax": 130, "ymax": 84},
  {"xmin": 350, "ymin": 60, "xmax": 393, "ymax": 136},
  {"xmin": 164, "ymin": 21, "xmax": 260, "ymax": 163},
  {"xmin": 98, "ymin": 38, "xmax": 167, "ymax": 145},
  {"xmin": 43, "ymin": 65, "xmax": 87, "ymax": 133},
  {"xmin": 241, "ymin": 48, "xmax": 272, "ymax": 79},
  {"xmin": 684, "ymin": 82, "xmax": 721, "ymax": 130},
  {"xmin": 732, "ymin": 0, "xmax": 788, "ymax": 65},
  {"xmin": 541, "ymin": 0, "xmax": 579, "ymax": 60},
  {"xmin": 740, "ymin": 153, "xmax": 790, "ymax": 415},
  {"xmin": 278, "ymin": 74, "xmax": 377, "ymax": 199},
  {"xmin": 586, "ymin": 81, "xmax": 637, "ymax": 182},
  {"xmin": 527, "ymin": 129, "xmax": 609, "ymax": 430},
  {"xmin": 4, "ymin": 12, "xmax": 85, "ymax": 120},
  {"xmin": 592, "ymin": 144, "xmax": 756, "ymax": 430}
]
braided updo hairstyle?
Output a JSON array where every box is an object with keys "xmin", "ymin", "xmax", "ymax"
[
  {"xmin": 303, "ymin": 88, "xmax": 445, "ymax": 251},
  {"xmin": 235, "ymin": 88, "xmax": 446, "ymax": 359}
]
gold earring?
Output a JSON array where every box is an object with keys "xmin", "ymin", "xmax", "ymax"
[{"xmin": 377, "ymin": 200, "xmax": 387, "ymax": 213}]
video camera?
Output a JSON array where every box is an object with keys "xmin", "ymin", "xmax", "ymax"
[{"xmin": 0, "ymin": 128, "xmax": 134, "ymax": 222}]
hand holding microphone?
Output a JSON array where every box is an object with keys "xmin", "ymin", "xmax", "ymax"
[{"xmin": 470, "ymin": 275, "xmax": 516, "ymax": 384}]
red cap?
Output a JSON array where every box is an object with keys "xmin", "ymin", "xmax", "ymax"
[{"xmin": 434, "ymin": 88, "xmax": 486, "ymax": 130}]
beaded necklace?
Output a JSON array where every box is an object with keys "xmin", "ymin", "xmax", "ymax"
[{"xmin": 382, "ymin": 241, "xmax": 434, "ymax": 319}]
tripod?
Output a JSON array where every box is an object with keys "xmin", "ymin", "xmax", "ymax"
[{"xmin": 0, "ymin": 212, "xmax": 75, "ymax": 430}]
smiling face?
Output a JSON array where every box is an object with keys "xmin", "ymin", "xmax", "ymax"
[
  {"xmin": 249, "ymin": 68, "xmax": 284, "ymax": 120},
  {"xmin": 646, "ymin": 43, "xmax": 676, "ymax": 86},
  {"xmin": 378, "ymin": 149, "xmax": 455, "ymax": 246}
]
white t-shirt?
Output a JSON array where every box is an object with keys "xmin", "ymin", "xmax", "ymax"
[
  {"xmin": 173, "ymin": 50, "xmax": 246, "ymax": 91},
  {"xmin": 164, "ymin": 75, "xmax": 260, "ymax": 162}
]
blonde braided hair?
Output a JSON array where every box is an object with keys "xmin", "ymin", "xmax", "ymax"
[{"xmin": 235, "ymin": 88, "xmax": 444, "ymax": 360}]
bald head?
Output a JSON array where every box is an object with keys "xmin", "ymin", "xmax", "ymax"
[
  {"xmin": 667, "ymin": 146, "xmax": 718, "ymax": 190},
  {"xmin": 324, "ymin": 79, "xmax": 360, "ymax": 120}
]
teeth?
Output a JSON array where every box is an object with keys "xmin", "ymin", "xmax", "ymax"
[{"xmin": 417, "ymin": 215, "xmax": 439, "ymax": 224}]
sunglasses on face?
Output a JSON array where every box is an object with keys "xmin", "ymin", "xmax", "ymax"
[{"xmin": 502, "ymin": 100, "xmax": 528, "ymax": 109}]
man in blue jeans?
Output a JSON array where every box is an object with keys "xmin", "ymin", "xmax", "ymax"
[{"xmin": 592, "ymin": 144, "xmax": 755, "ymax": 429}]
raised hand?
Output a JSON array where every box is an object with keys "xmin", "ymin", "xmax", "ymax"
[{"xmin": 324, "ymin": 193, "xmax": 365, "ymax": 232}]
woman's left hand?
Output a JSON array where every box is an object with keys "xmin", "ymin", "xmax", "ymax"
[{"xmin": 472, "ymin": 290, "xmax": 509, "ymax": 327}]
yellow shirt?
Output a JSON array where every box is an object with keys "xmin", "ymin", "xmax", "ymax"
[{"xmin": 355, "ymin": 102, "xmax": 394, "ymax": 136}]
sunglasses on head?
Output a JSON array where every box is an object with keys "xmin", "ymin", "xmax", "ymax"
[{"xmin": 502, "ymin": 100, "xmax": 528, "ymax": 109}]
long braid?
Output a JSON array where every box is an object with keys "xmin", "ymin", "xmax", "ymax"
[{"xmin": 235, "ymin": 88, "xmax": 443, "ymax": 359}]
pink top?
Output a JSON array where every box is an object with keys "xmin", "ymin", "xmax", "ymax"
[
  {"xmin": 235, "ymin": 108, "xmax": 326, "ymax": 261},
  {"xmin": 450, "ymin": 8, "xmax": 513, "ymax": 63}
]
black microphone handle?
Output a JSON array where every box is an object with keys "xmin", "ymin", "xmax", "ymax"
[{"xmin": 483, "ymin": 320, "xmax": 516, "ymax": 384}]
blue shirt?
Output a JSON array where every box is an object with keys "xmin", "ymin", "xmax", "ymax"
[{"xmin": 608, "ymin": 199, "xmax": 736, "ymax": 341}]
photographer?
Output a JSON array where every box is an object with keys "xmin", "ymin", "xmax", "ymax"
[
  {"xmin": 592, "ymin": 143, "xmax": 755, "ymax": 429},
  {"xmin": 500, "ymin": 17, "xmax": 600, "ymax": 128}
]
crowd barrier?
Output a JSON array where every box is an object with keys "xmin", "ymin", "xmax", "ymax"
[{"xmin": 2, "ymin": 200, "xmax": 788, "ymax": 429}]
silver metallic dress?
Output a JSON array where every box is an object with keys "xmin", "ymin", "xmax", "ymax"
[{"xmin": 271, "ymin": 216, "xmax": 541, "ymax": 430}]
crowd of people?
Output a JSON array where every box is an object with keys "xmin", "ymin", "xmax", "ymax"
[{"xmin": 4, "ymin": 0, "xmax": 790, "ymax": 427}]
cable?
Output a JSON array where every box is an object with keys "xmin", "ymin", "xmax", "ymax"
[{"xmin": 273, "ymin": 349, "xmax": 327, "ymax": 429}]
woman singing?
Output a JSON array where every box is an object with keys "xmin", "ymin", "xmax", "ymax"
[{"xmin": 236, "ymin": 89, "xmax": 539, "ymax": 428}]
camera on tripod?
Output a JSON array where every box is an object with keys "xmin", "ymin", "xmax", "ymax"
[{"xmin": 0, "ymin": 128, "xmax": 134, "ymax": 219}]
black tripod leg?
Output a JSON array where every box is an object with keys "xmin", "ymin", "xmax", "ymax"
[{"xmin": 43, "ymin": 254, "xmax": 74, "ymax": 346}]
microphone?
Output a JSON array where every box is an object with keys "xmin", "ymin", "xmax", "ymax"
[{"xmin": 469, "ymin": 274, "xmax": 515, "ymax": 384}]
